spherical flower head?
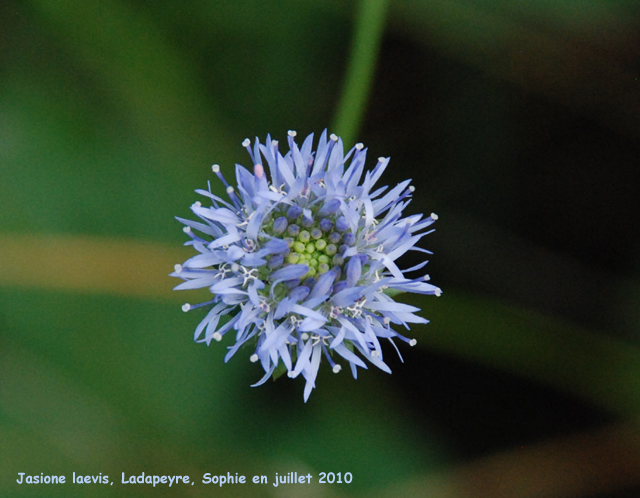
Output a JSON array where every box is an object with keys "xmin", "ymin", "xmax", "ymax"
[{"xmin": 171, "ymin": 130, "xmax": 441, "ymax": 401}]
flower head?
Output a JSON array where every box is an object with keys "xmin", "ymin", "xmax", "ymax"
[{"xmin": 171, "ymin": 131, "xmax": 441, "ymax": 401}]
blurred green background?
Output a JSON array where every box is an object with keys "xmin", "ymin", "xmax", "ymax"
[{"xmin": 2, "ymin": 0, "xmax": 640, "ymax": 497}]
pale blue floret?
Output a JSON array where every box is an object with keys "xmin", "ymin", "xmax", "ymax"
[{"xmin": 172, "ymin": 130, "xmax": 441, "ymax": 401}]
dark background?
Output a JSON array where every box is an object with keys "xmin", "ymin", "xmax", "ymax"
[{"xmin": 1, "ymin": 1, "xmax": 639, "ymax": 497}]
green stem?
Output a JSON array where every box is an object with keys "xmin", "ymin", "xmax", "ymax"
[{"xmin": 332, "ymin": 0, "xmax": 390, "ymax": 146}]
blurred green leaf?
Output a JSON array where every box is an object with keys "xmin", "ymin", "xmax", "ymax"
[{"xmin": 407, "ymin": 290, "xmax": 640, "ymax": 417}]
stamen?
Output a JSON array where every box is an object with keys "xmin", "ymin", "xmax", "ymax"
[
  {"xmin": 213, "ymin": 332, "xmax": 222, "ymax": 342},
  {"xmin": 225, "ymin": 185, "xmax": 243, "ymax": 210},
  {"xmin": 174, "ymin": 264, "xmax": 182, "ymax": 273},
  {"xmin": 329, "ymin": 306, "xmax": 343, "ymax": 319},
  {"xmin": 242, "ymin": 138, "xmax": 257, "ymax": 164},
  {"xmin": 287, "ymin": 130, "xmax": 297, "ymax": 151},
  {"xmin": 259, "ymin": 300, "xmax": 271, "ymax": 312},
  {"xmin": 250, "ymin": 354, "xmax": 259, "ymax": 363},
  {"xmin": 240, "ymin": 266, "xmax": 259, "ymax": 286},
  {"xmin": 182, "ymin": 303, "xmax": 191, "ymax": 312},
  {"xmin": 321, "ymin": 342, "xmax": 341, "ymax": 372}
]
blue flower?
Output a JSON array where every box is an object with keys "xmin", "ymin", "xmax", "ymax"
[{"xmin": 171, "ymin": 131, "xmax": 441, "ymax": 401}]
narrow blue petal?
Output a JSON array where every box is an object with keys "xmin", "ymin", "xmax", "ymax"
[
  {"xmin": 303, "ymin": 344, "xmax": 322, "ymax": 402},
  {"xmin": 270, "ymin": 264, "xmax": 309, "ymax": 281},
  {"xmin": 318, "ymin": 198, "xmax": 341, "ymax": 216},
  {"xmin": 330, "ymin": 286, "xmax": 362, "ymax": 307},
  {"xmin": 308, "ymin": 270, "xmax": 336, "ymax": 300},
  {"xmin": 333, "ymin": 343, "xmax": 367, "ymax": 369},
  {"xmin": 290, "ymin": 339, "xmax": 313, "ymax": 377},
  {"xmin": 346, "ymin": 255, "xmax": 362, "ymax": 287},
  {"xmin": 251, "ymin": 365, "xmax": 276, "ymax": 387},
  {"xmin": 298, "ymin": 317, "xmax": 327, "ymax": 332}
]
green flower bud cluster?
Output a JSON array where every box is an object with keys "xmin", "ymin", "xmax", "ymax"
[
  {"xmin": 286, "ymin": 229, "xmax": 343, "ymax": 278},
  {"xmin": 262, "ymin": 204, "xmax": 348, "ymax": 280}
]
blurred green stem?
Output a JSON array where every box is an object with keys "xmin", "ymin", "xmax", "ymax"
[{"xmin": 332, "ymin": 0, "xmax": 390, "ymax": 145}]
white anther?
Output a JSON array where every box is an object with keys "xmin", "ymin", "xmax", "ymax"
[
  {"xmin": 410, "ymin": 339, "xmax": 417, "ymax": 347},
  {"xmin": 250, "ymin": 354, "xmax": 259, "ymax": 363},
  {"xmin": 242, "ymin": 138, "xmax": 251, "ymax": 147},
  {"xmin": 431, "ymin": 213, "xmax": 438, "ymax": 220},
  {"xmin": 226, "ymin": 186, "xmax": 234, "ymax": 194},
  {"xmin": 272, "ymin": 140, "xmax": 278, "ymax": 146},
  {"xmin": 346, "ymin": 300, "xmax": 365, "ymax": 319},
  {"xmin": 240, "ymin": 266, "xmax": 259, "ymax": 286},
  {"xmin": 378, "ymin": 157, "xmax": 385, "ymax": 162},
  {"xmin": 301, "ymin": 333, "xmax": 310, "ymax": 341},
  {"xmin": 371, "ymin": 350, "xmax": 380, "ymax": 357},
  {"xmin": 332, "ymin": 364, "xmax": 342, "ymax": 374},
  {"xmin": 182, "ymin": 303, "xmax": 191, "ymax": 312},
  {"xmin": 383, "ymin": 317, "xmax": 391, "ymax": 325},
  {"xmin": 329, "ymin": 306, "xmax": 343, "ymax": 319},
  {"xmin": 355, "ymin": 143, "xmax": 364, "ymax": 150},
  {"xmin": 212, "ymin": 164, "xmax": 220, "ymax": 173},
  {"xmin": 435, "ymin": 289, "xmax": 442, "ymax": 297},
  {"xmin": 183, "ymin": 226, "xmax": 191, "ymax": 233},
  {"xmin": 259, "ymin": 300, "xmax": 270, "ymax": 313},
  {"xmin": 287, "ymin": 371, "xmax": 295, "ymax": 378},
  {"xmin": 288, "ymin": 130, "xmax": 297, "ymax": 137},
  {"xmin": 174, "ymin": 264, "xmax": 182, "ymax": 273},
  {"xmin": 231, "ymin": 263, "xmax": 239, "ymax": 272},
  {"xmin": 409, "ymin": 186, "xmax": 415, "ymax": 192},
  {"xmin": 330, "ymin": 133, "xmax": 338, "ymax": 141},
  {"xmin": 424, "ymin": 274, "xmax": 430, "ymax": 281},
  {"xmin": 213, "ymin": 332, "xmax": 222, "ymax": 342},
  {"xmin": 193, "ymin": 201, "xmax": 201, "ymax": 207}
]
